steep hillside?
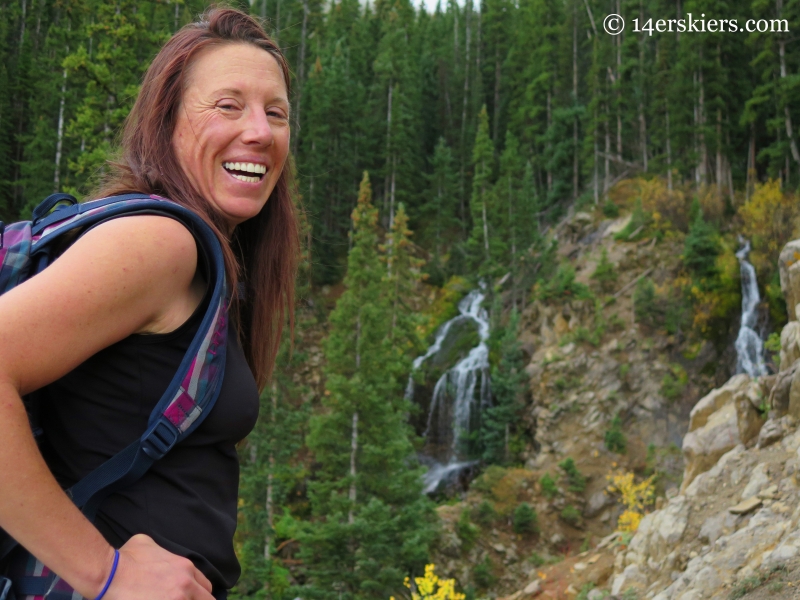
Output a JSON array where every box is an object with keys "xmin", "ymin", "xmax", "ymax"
[{"xmin": 427, "ymin": 187, "xmax": 762, "ymax": 598}]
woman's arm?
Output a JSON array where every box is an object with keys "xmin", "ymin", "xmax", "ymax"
[{"xmin": 0, "ymin": 215, "xmax": 214, "ymax": 600}]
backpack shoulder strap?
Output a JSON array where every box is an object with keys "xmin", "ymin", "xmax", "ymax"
[{"xmin": 31, "ymin": 193, "xmax": 229, "ymax": 520}]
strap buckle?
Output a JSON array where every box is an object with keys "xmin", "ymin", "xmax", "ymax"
[{"xmin": 141, "ymin": 419, "xmax": 179, "ymax": 460}]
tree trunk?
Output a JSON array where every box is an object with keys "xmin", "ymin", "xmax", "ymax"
[
  {"xmin": 697, "ymin": 57, "xmax": 708, "ymax": 185},
  {"xmin": 777, "ymin": 0, "xmax": 800, "ymax": 167},
  {"xmin": 264, "ymin": 382, "xmax": 277, "ymax": 559},
  {"xmin": 573, "ymin": 1, "xmax": 579, "ymax": 199},
  {"xmin": 459, "ymin": 0, "xmax": 472, "ymax": 238},
  {"xmin": 546, "ymin": 89, "xmax": 553, "ymax": 193},
  {"xmin": 384, "ymin": 82, "xmax": 393, "ymax": 219},
  {"xmin": 53, "ymin": 61, "xmax": 68, "ymax": 192},
  {"xmin": 604, "ymin": 103, "xmax": 610, "ymax": 193},
  {"xmin": 746, "ymin": 127, "xmax": 756, "ymax": 201},
  {"xmin": 493, "ymin": 47, "xmax": 501, "ymax": 147},
  {"xmin": 666, "ymin": 98, "xmax": 673, "ymax": 190},
  {"xmin": 616, "ymin": 0, "xmax": 622, "ymax": 160},
  {"xmin": 348, "ymin": 411, "xmax": 358, "ymax": 525},
  {"xmin": 291, "ymin": 0, "xmax": 309, "ymax": 155},
  {"xmin": 638, "ymin": 0, "xmax": 647, "ymax": 172}
]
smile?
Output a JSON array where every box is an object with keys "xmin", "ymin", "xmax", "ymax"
[{"xmin": 222, "ymin": 161, "xmax": 267, "ymax": 183}]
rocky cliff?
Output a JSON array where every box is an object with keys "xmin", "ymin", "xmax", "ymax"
[{"xmin": 430, "ymin": 207, "xmax": 800, "ymax": 599}]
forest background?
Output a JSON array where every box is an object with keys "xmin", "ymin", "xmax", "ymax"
[{"xmin": 3, "ymin": 0, "xmax": 800, "ymax": 597}]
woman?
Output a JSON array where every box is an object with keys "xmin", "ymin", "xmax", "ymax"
[{"xmin": 0, "ymin": 8, "xmax": 298, "ymax": 600}]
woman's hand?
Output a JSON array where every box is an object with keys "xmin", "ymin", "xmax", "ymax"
[{"xmin": 106, "ymin": 535, "xmax": 214, "ymax": 600}]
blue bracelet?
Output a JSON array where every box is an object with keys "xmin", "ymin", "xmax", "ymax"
[{"xmin": 94, "ymin": 549, "xmax": 119, "ymax": 600}]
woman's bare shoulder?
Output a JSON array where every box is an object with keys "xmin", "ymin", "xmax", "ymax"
[{"xmin": 0, "ymin": 214, "xmax": 201, "ymax": 394}]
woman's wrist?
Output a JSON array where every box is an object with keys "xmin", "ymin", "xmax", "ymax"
[
  {"xmin": 93, "ymin": 548, "xmax": 119, "ymax": 600},
  {"xmin": 75, "ymin": 544, "xmax": 118, "ymax": 599}
]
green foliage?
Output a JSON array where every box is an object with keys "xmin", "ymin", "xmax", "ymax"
[
  {"xmin": 473, "ymin": 556, "xmax": 497, "ymax": 589},
  {"xmin": 602, "ymin": 201, "xmax": 620, "ymax": 218},
  {"xmin": 512, "ymin": 502, "xmax": 538, "ymax": 535},
  {"xmin": 614, "ymin": 199, "xmax": 650, "ymax": 241},
  {"xmin": 660, "ymin": 364, "xmax": 688, "ymax": 401},
  {"xmin": 604, "ymin": 414, "xmax": 627, "ymax": 454},
  {"xmin": 474, "ymin": 500, "xmax": 497, "ymax": 526},
  {"xmin": 683, "ymin": 209, "xmax": 720, "ymax": 283},
  {"xmin": 765, "ymin": 332, "xmax": 782, "ymax": 367},
  {"xmin": 480, "ymin": 310, "xmax": 527, "ymax": 464},
  {"xmin": 634, "ymin": 278, "xmax": 662, "ymax": 328},
  {"xmin": 558, "ymin": 457, "xmax": 586, "ymax": 493},
  {"xmin": 591, "ymin": 249, "xmax": 618, "ymax": 293},
  {"xmin": 560, "ymin": 504, "xmax": 582, "ymax": 527},
  {"xmin": 456, "ymin": 508, "xmax": 479, "ymax": 551},
  {"xmin": 540, "ymin": 473, "xmax": 558, "ymax": 499},
  {"xmin": 537, "ymin": 264, "xmax": 593, "ymax": 302},
  {"xmin": 301, "ymin": 173, "xmax": 437, "ymax": 598},
  {"xmin": 576, "ymin": 583, "xmax": 597, "ymax": 600}
]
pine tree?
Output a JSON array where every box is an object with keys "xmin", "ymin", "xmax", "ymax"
[
  {"xmin": 300, "ymin": 173, "xmax": 436, "ymax": 599},
  {"xmin": 467, "ymin": 106, "xmax": 495, "ymax": 276}
]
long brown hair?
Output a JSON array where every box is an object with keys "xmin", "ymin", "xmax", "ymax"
[{"xmin": 94, "ymin": 7, "xmax": 299, "ymax": 391}]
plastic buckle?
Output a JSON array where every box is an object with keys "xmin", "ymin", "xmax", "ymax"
[
  {"xmin": 0, "ymin": 222, "xmax": 5, "ymax": 250},
  {"xmin": 141, "ymin": 419, "xmax": 179, "ymax": 460}
]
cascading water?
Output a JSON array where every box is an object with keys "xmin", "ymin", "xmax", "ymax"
[
  {"xmin": 408, "ymin": 288, "xmax": 491, "ymax": 494},
  {"xmin": 734, "ymin": 239, "xmax": 768, "ymax": 377}
]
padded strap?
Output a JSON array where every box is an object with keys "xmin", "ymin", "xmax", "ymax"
[{"xmin": 29, "ymin": 195, "xmax": 228, "ymax": 519}]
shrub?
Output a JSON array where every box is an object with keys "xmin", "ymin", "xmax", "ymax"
[
  {"xmin": 560, "ymin": 504, "xmax": 582, "ymax": 526},
  {"xmin": 537, "ymin": 264, "xmax": 593, "ymax": 302},
  {"xmin": 604, "ymin": 414, "xmax": 627, "ymax": 454},
  {"xmin": 602, "ymin": 200, "xmax": 620, "ymax": 218},
  {"xmin": 633, "ymin": 277, "xmax": 662, "ymax": 328},
  {"xmin": 606, "ymin": 470, "xmax": 656, "ymax": 533},
  {"xmin": 558, "ymin": 457, "xmax": 587, "ymax": 493},
  {"xmin": 513, "ymin": 502, "xmax": 539, "ymax": 535},
  {"xmin": 683, "ymin": 207, "xmax": 720, "ymax": 282},
  {"xmin": 473, "ymin": 556, "xmax": 497, "ymax": 589},
  {"xmin": 660, "ymin": 364, "xmax": 688, "ymax": 401},
  {"xmin": 614, "ymin": 198, "xmax": 650, "ymax": 241},
  {"xmin": 401, "ymin": 564, "xmax": 465, "ymax": 600},
  {"xmin": 456, "ymin": 508, "xmax": 479, "ymax": 550},
  {"xmin": 765, "ymin": 331, "xmax": 781, "ymax": 368},
  {"xmin": 591, "ymin": 249, "xmax": 618, "ymax": 293},
  {"xmin": 540, "ymin": 473, "xmax": 558, "ymax": 499},
  {"xmin": 474, "ymin": 500, "xmax": 496, "ymax": 526}
]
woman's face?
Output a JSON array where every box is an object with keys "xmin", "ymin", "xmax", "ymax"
[{"xmin": 172, "ymin": 43, "xmax": 290, "ymax": 232}]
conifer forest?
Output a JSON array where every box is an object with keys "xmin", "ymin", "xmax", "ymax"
[{"xmin": 5, "ymin": 0, "xmax": 800, "ymax": 597}]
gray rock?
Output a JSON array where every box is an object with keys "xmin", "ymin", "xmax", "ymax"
[
  {"xmin": 735, "ymin": 390, "xmax": 764, "ymax": 445},
  {"xmin": 687, "ymin": 375, "xmax": 749, "ymax": 432},
  {"xmin": 769, "ymin": 363, "xmax": 796, "ymax": 416},
  {"xmin": 757, "ymin": 417, "xmax": 785, "ymax": 448},
  {"xmin": 585, "ymin": 489, "xmax": 614, "ymax": 518},
  {"xmin": 741, "ymin": 463, "xmax": 770, "ymax": 500},
  {"xmin": 788, "ymin": 364, "xmax": 800, "ymax": 421},
  {"xmin": 682, "ymin": 403, "xmax": 741, "ymax": 491},
  {"xmin": 780, "ymin": 322, "xmax": 800, "ymax": 370},
  {"xmin": 698, "ymin": 511, "xmax": 740, "ymax": 545},
  {"xmin": 779, "ymin": 239, "xmax": 800, "ymax": 322}
]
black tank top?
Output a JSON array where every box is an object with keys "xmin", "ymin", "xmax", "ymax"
[{"xmin": 38, "ymin": 297, "xmax": 260, "ymax": 593}]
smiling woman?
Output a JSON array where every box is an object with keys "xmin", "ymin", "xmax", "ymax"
[
  {"xmin": 172, "ymin": 42, "xmax": 291, "ymax": 230},
  {"xmin": 0, "ymin": 8, "xmax": 299, "ymax": 600}
]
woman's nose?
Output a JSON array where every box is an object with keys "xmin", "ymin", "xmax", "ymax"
[{"xmin": 241, "ymin": 108, "xmax": 274, "ymax": 146}]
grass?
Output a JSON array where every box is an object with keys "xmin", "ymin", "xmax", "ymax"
[{"xmin": 728, "ymin": 565, "xmax": 788, "ymax": 599}]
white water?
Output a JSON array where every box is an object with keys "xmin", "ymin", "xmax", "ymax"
[
  {"xmin": 409, "ymin": 288, "xmax": 491, "ymax": 493},
  {"xmin": 735, "ymin": 239, "xmax": 767, "ymax": 377}
]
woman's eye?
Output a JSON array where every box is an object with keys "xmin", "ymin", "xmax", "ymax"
[
  {"xmin": 218, "ymin": 103, "xmax": 238, "ymax": 111},
  {"xmin": 268, "ymin": 110, "xmax": 288, "ymax": 119}
]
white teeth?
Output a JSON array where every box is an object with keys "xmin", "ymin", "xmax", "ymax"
[
  {"xmin": 223, "ymin": 161, "xmax": 267, "ymax": 174},
  {"xmin": 230, "ymin": 173, "xmax": 260, "ymax": 183}
]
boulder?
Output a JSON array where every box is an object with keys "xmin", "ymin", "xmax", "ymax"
[
  {"xmin": 688, "ymin": 374, "xmax": 749, "ymax": 432},
  {"xmin": 779, "ymin": 239, "xmax": 800, "ymax": 321},
  {"xmin": 682, "ymin": 402, "xmax": 741, "ymax": 490},
  {"xmin": 780, "ymin": 322, "xmax": 800, "ymax": 370},
  {"xmin": 734, "ymin": 389, "xmax": 764, "ymax": 445},
  {"xmin": 757, "ymin": 417, "xmax": 787, "ymax": 448},
  {"xmin": 788, "ymin": 365, "xmax": 800, "ymax": 420},
  {"xmin": 769, "ymin": 363, "xmax": 796, "ymax": 416},
  {"xmin": 584, "ymin": 489, "xmax": 614, "ymax": 518}
]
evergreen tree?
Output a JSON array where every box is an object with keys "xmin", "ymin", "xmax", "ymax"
[
  {"xmin": 683, "ymin": 209, "xmax": 720, "ymax": 283},
  {"xmin": 467, "ymin": 106, "xmax": 495, "ymax": 276},
  {"xmin": 300, "ymin": 173, "xmax": 436, "ymax": 599},
  {"xmin": 479, "ymin": 309, "xmax": 526, "ymax": 465}
]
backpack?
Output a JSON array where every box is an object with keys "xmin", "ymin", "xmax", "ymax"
[{"xmin": 0, "ymin": 192, "xmax": 229, "ymax": 600}]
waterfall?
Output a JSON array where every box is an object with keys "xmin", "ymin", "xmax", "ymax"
[
  {"xmin": 734, "ymin": 239, "xmax": 767, "ymax": 377},
  {"xmin": 408, "ymin": 287, "xmax": 491, "ymax": 494}
]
